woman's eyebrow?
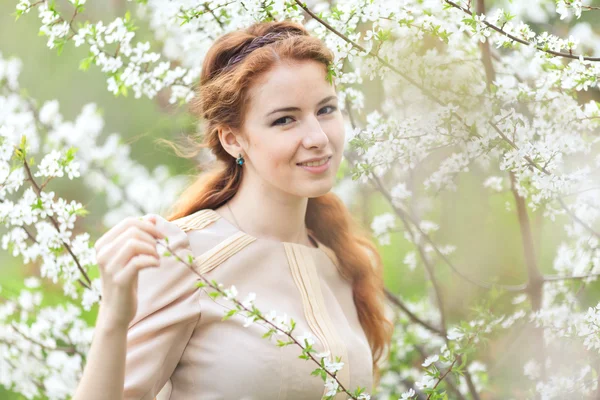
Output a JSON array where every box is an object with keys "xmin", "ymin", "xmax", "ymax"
[{"xmin": 265, "ymin": 95, "xmax": 338, "ymax": 117}]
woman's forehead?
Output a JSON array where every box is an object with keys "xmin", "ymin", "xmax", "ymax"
[{"xmin": 247, "ymin": 62, "xmax": 335, "ymax": 112}]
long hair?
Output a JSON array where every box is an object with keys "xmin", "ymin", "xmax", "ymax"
[{"xmin": 159, "ymin": 19, "xmax": 394, "ymax": 384}]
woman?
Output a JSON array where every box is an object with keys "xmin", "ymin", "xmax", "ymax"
[{"xmin": 74, "ymin": 20, "xmax": 393, "ymax": 400}]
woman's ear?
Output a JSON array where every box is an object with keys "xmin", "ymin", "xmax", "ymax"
[{"xmin": 217, "ymin": 124, "xmax": 246, "ymax": 158}]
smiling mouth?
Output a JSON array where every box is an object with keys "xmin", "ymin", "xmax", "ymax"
[{"xmin": 296, "ymin": 156, "xmax": 332, "ymax": 167}]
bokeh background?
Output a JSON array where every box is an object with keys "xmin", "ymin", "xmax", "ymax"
[{"xmin": 1, "ymin": 0, "xmax": 600, "ymax": 399}]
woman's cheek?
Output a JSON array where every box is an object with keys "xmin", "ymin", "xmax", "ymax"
[{"xmin": 265, "ymin": 148, "xmax": 289, "ymax": 171}]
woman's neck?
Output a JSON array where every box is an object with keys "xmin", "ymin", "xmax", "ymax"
[{"xmin": 214, "ymin": 179, "xmax": 313, "ymax": 247}]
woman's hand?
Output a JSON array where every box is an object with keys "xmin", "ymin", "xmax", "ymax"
[{"xmin": 94, "ymin": 214, "xmax": 166, "ymax": 330}]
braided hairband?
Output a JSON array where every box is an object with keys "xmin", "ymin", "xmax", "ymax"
[{"xmin": 223, "ymin": 31, "xmax": 289, "ymax": 70}]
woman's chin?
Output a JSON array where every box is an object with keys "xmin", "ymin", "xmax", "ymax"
[{"xmin": 302, "ymin": 180, "xmax": 334, "ymax": 198}]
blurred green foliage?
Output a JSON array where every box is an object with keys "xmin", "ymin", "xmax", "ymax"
[{"xmin": 1, "ymin": 1, "xmax": 599, "ymax": 399}]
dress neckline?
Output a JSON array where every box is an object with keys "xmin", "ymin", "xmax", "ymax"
[{"xmin": 208, "ymin": 209, "xmax": 323, "ymax": 251}]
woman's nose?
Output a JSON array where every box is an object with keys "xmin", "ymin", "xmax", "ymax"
[{"xmin": 303, "ymin": 117, "xmax": 329, "ymax": 148}]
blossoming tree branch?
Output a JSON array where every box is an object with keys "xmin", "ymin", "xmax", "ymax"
[{"xmin": 1, "ymin": 0, "xmax": 600, "ymax": 399}]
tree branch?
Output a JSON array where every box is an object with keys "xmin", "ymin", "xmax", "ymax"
[{"xmin": 445, "ymin": 0, "xmax": 600, "ymax": 62}]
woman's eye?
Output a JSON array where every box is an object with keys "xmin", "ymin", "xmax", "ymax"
[
  {"xmin": 319, "ymin": 105, "xmax": 337, "ymax": 115},
  {"xmin": 272, "ymin": 116, "xmax": 294, "ymax": 126},
  {"xmin": 271, "ymin": 105, "xmax": 337, "ymax": 127}
]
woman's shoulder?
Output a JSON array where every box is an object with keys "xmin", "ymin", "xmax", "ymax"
[
  {"xmin": 149, "ymin": 208, "xmax": 225, "ymax": 242},
  {"xmin": 137, "ymin": 209, "xmax": 222, "ymax": 273},
  {"xmin": 167, "ymin": 208, "xmax": 236, "ymax": 248},
  {"xmin": 151, "ymin": 208, "xmax": 255, "ymax": 275},
  {"xmin": 169, "ymin": 208, "xmax": 221, "ymax": 232}
]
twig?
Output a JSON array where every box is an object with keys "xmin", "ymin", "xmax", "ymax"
[
  {"xmin": 10, "ymin": 322, "xmax": 82, "ymax": 357},
  {"xmin": 445, "ymin": 0, "xmax": 600, "ymax": 62},
  {"xmin": 22, "ymin": 157, "xmax": 92, "ymax": 289},
  {"xmin": 158, "ymin": 239, "xmax": 360, "ymax": 399},
  {"xmin": 384, "ymin": 289, "xmax": 444, "ymax": 336}
]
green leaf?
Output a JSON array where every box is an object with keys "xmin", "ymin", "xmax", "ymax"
[
  {"xmin": 352, "ymin": 386, "xmax": 365, "ymax": 396},
  {"xmin": 73, "ymin": 208, "xmax": 89, "ymax": 217},
  {"xmin": 79, "ymin": 55, "xmax": 94, "ymax": 71},
  {"xmin": 56, "ymin": 40, "xmax": 66, "ymax": 56},
  {"xmin": 13, "ymin": 10, "xmax": 23, "ymax": 21},
  {"xmin": 262, "ymin": 329, "xmax": 275, "ymax": 339},
  {"xmin": 119, "ymin": 83, "xmax": 128, "ymax": 97},
  {"xmin": 222, "ymin": 309, "xmax": 237, "ymax": 321}
]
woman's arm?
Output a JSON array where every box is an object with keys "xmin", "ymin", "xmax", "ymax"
[
  {"xmin": 72, "ymin": 213, "xmax": 203, "ymax": 400},
  {"xmin": 72, "ymin": 306, "xmax": 129, "ymax": 400},
  {"xmin": 71, "ymin": 214, "xmax": 165, "ymax": 400}
]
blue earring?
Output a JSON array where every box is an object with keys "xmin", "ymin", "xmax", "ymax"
[{"xmin": 236, "ymin": 153, "xmax": 244, "ymax": 167}]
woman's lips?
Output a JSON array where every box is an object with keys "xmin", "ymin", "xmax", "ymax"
[{"xmin": 297, "ymin": 156, "xmax": 331, "ymax": 174}]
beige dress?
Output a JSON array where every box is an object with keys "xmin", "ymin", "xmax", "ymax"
[{"xmin": 123, "ymin": 208, "xmax": 373, "ymax": 400}]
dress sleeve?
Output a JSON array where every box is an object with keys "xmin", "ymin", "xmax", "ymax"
[{"xmin": 123, "ymin": 213, "xmax": 203, "ymax": 400}]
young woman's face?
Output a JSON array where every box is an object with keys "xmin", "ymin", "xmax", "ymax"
[{"xmin": 238, "ymin": 59, "xmax": 345, "ymax": 199}]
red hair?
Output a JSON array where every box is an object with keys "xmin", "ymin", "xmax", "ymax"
[{"xmin": 159, "ymin": 19, "xmax": 394, "ymax": 384}]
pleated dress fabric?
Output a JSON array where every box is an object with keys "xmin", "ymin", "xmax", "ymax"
[{"xmin": 122, "ymin": 209, "xmax": 373, "ymax": 400}]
